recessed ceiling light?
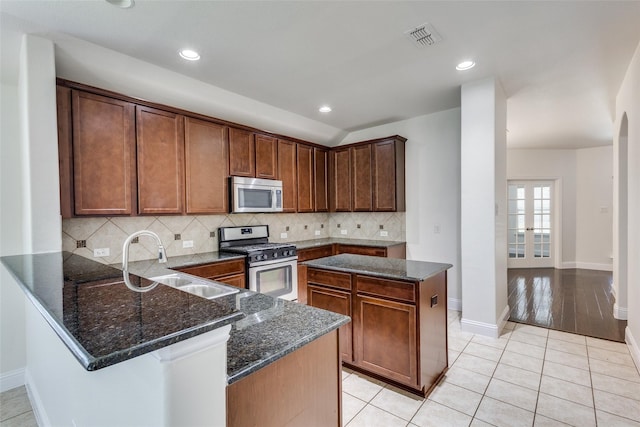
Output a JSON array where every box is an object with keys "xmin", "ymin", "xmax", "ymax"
[
  {"xmin": 319, "ymin": 106, "xmax": 332, "ymax": 113},
  {"xmin": 456, "ymin": 60, "xmax": 476, "ymax": 71},
  {"xmin": 105, "ymin": 0, "xmax": 135, "ymax": 8},
  {"xmin": 179, "ymin": 49, "xmax": 200, "ymax": 61}
]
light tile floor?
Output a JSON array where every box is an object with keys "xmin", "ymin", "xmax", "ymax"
[
  {"xmin": 1, "ymin": 310, "xmax": 639, "ymax": 427},
  {"xmin": 342, "ymin": 310, "xmax": 640, "ymax": 427}
]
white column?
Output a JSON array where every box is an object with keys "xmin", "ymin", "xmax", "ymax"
[
  {"xmin": 18, "ymin": 34, "xmax": 61, "ymax": 254},
  {"xmin": 460, "ymin": 78, "xmax": 509, "ymax": 337}
]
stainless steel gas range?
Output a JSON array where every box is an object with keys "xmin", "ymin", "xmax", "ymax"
[{"xmin": 218, "ymin": 225, "xmax": 298, "ymax": 301}]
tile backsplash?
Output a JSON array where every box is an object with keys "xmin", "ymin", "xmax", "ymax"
[{"xmin": 62, "ymin": 212, "xmax": 405, "ymax": 265}]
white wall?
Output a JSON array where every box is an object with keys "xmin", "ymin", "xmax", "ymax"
[
  {"xmin": 341, "ymin": 109, "xmax": 462, "ymax": 310},
  {"xmin": 576, "ymin": 146, "xmax": 614, "ymax": 269},
  {"xmin": 460, "ymin": 78, "xmax": 508, "ymax": 337},
  {"xmin": 507, "ymin": 147, "xmax": 614, "ymax": 271},
  {"xmin": 614, "ymin": 41, "xmax": 640, "ymax": 368},
  {"xmin": 0, "ymin": 81, "xmax": 27, "ymax": 390},
  {"xmin": 507, "ymin": 149, "xmax": 577, "ymax": 266}
]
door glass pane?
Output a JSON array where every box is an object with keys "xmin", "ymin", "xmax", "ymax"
[
  {"xmin": 532, "ymin": 184, "xmax": 551, "ymax": 258},
  {"xmin": 508, "ymin": 184, "xmax": 526, "ymax": 259}
]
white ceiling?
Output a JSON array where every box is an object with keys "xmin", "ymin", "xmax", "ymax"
[{"xmin": 1, "ymin": 1, "xmax": 639, "ymax": 149}]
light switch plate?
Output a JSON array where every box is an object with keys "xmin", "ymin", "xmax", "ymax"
[
  {"xmin": 182, "ymin": 240, "xmax": 194, "ymax": 248},
  {"xmin": 280, "ymin": 232, "xmax": 288, "ymax": 239},
  {"xmin": 340, "ymin": 229, "xmax": 348, "ymax": 235},
  {"xmin": 93, "ymin": 248, "xmax": 110, "ymax": 257}
]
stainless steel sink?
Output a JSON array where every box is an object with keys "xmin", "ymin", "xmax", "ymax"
[{"xmin": 149, "ymin": 272, "xmax": 239, "ymax": 299}]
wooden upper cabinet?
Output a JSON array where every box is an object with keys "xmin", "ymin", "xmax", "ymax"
[
  {"xmin": 277, "ymin": 139, "xmax": 297, "ymax": 213},
  {"xmin": 296, "ymin": 144, "xmax": 314, "ymax": 213},
  {"xmin": 331, "ymin": 147, "xmax": 352, "ymax": 212},
  {"xmin": 70, "ymin": 90, "xmax": 136, "ymax": 216},
  {"xmin": 255, "ymin": 134, "xmax": 278, "ymax": 179},
  {"xmin": 351, "ymin": 144, "xmax": 373, "ymax": 211},
  {"xmin": 136, "ymin": 106, "xmax": 185, "ymax": 214},
  {"xmin": 229, "ymin": 127, "xmax": 255, "ymax": 177},
  {"xmin": 184, "ymin": 117, "xmax": 229, "ymax": 214},
  {"xmin": 314, "ymin": 148, "xmax": 329, "ymax": 212},
  {"xmin": 372, "ymin": 137, "xmax": 406, "ymax": 212}
]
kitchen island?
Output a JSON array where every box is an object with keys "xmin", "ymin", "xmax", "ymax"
[
  {"xmin": 304, "ymin": 254, "xmax": 452, "ymax": 397},
  {"xmin": 1, "ymin": 252, "xmax": 349, "ymax": 426}
]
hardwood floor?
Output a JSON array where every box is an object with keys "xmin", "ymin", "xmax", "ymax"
[{"xmin": 508, "ymin": 268, "xmax": 627, "ymax": 342}]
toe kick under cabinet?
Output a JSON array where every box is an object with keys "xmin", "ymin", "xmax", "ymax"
[{"xmin": 306, "ymin": 264, "xmax": 449, "ymax": 397}]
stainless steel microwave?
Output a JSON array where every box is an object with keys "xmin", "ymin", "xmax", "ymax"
[{"xmin": 230, "ymin": 176, "xmax": 283, "ymax": 213}]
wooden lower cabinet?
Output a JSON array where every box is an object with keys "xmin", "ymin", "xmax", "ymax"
[
  {"xmin": 354, "ymin": 294, "xmax": 417, "ymax": 386},
  {"xmin": 307, "ymin": 284, "xmax": 353, "ymax": 362},
  {"xmin": 306, "ymin": 267, "xmax": 448, "ymax": 397},
  {"xmin": 227, "ymin": 330, "xmax": 342, "ymax": 427},
  {"xmin": 175, "ymin": 259, "xmax": 246, "ymax": 289}
]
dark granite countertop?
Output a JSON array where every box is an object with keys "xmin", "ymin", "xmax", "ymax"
[
  {"xmin": 291, "ymin": 237, "xmax": 406, "ymax": 250},
  {"xmin": 303, "ymin": 254, "xmax": 452, "ymax": 282},
  {"xmin": 1, "ymin": 252, "xmax": 349, "ymax": 380}
]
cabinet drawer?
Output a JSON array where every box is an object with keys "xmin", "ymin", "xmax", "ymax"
[
  {"xmin": 297, "ymin": 245, "xmax": 334, "ymax": 262},
  {"xmin": 177, "ymin": 259, "xmax": 245, "ymax": 279},
  {"xmin": 216, "ymin": 273, "xmax": 246, "ymax": 289},
  {"xmin": 337, "ymin": 244, "xmax": 386, "ymax": 257},
  {"xmin": 307, "ymin": 268, "xmax": 352, "ymax": 291},
  {"xmin": 355, "ymin": 275, "xmax": 415, "ymax": 303}
]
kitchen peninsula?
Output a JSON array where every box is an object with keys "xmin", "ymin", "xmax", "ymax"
[
  {"xmin": 1, "ymin": 252, "xmax": 349, "ymax": 427},
  {"xmin": 304, "ymin": 254, "xmax": 452, "ymax": 397}
]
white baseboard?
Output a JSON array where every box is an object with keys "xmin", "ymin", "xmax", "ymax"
[
  {"xmin": 0, "ymin": 368, "xmax": 25, "ymax": 393},
  {"xmin": 24, "ymin": 369, "xmax": 49, "ymax": 427},
  {"xmin": 626, "ymin": 327, "xmax": 640, "ymax": 374},
  {"xmin": 561, "ymin": 262, "xmax": 613, "ymax": 271},
  {"xmin": 614, "ymin": 303, "xmax": 628, "ymax": 320},
  {"xmin": 461, "ymin": 305, "xmax": 510, "ymax": 339},
  {"xmin": 448, "ymin": 297, "xmax": 462, "ymax": 311}
]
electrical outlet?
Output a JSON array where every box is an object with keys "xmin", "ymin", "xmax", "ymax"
[
  {"xmin": 93, "ymin": 248, "xmax": 110, "ymax": 257},
  {"xmin": 182, "ymin": 240, "xmax": 194, "ymax": 248},
  {"xmin": 340, "ymin": 229, "xmax": 348, "ymax": 235},
  {"xmin": 379, "ymin": 230, "xmax": 388, "ymax": 237},
  {"xmin": 315, "ymin": 230, "xmax": 321, "ymax": 236},
  {"xmin": 280, "ymin": 232, "xmax": 288, "ymax": 239}
]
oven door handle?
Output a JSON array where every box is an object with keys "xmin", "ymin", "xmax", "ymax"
[{"xmin": 249, "ymin": 256, "xmax": 298, "ymax": 267}]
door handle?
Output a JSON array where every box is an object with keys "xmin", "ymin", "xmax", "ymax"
[{"xmin": 526, "ymin": 227, "xmax": 534, "ymax": 231}]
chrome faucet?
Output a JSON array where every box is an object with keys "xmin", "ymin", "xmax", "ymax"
[{"xmin": 122, "ymin": 230, "xmax": 168, "ymax": 272}]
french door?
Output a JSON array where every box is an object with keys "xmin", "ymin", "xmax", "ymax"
[{"xmin": 507, "ymin": 181, "xmax": 554, "ymax": 268}]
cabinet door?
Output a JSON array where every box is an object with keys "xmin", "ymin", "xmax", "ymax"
[
  {"xmin": 354, "ymin": 294, "xmax": 417, "ymax": 387},
  {"xmin": 255, "ymin": 134, "xmax": 277, "ymax": 179},
  {"xmin": 57, "ymin": 86, "xmax": 73, "ymax": 218},
  {"xmin": 184, "ymin": 117, "xmax": 229, "ymax": 214},
  {"xmin": 331, "ymin": 148, "xmax": 351, "ymax": 212},
  {"xmin": 229, "ymin": 128, "xmax": 255, "ymax": 177},
  {"xmin": 373, "ymin": 140, "xmax": 398, "ymax": 211},
  {"xmin": 308, "ymin": 284, "xmax": 353, "ymax": 362},
  {"xmin": 277, "ymin": 139, "xmax": 297, "ymax": 212},
  {"xmin": 296, "ymin": 144, "xmax": 314, "ymax": 213},
  {"xmin": 71, "ymin": 90, "xmax": 136, "ymax": 215},
  {"xmin": 352, "ymin": 144, "xmax": 373, "ymax": 211},
  {"xmin": 314, "ymin": 148, "xmax": 329, "ymax": 212},
  {"xmin": 136, "ymin": 106, "xmax": 185, "ymax": 214}
]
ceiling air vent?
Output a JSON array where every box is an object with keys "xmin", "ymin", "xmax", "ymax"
[{"xmin": 404, "ymin": 22, "xmax": 442, "ymax": 48}]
